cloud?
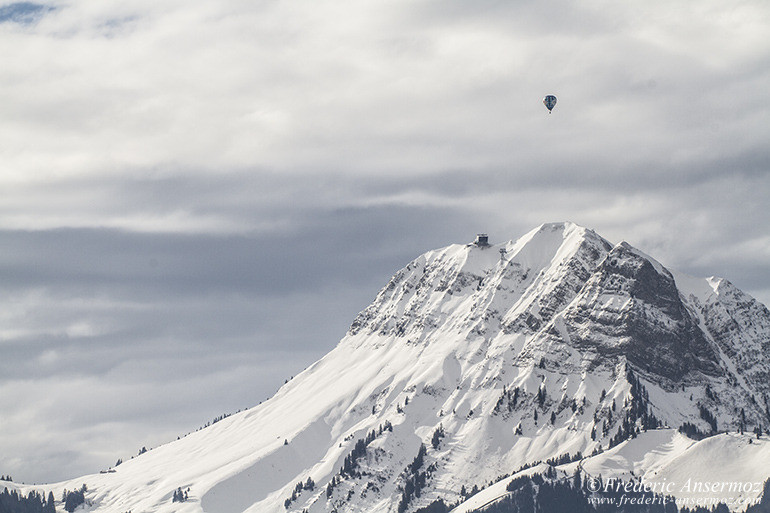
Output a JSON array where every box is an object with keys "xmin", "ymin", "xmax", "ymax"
[{"xmin": 2, "ymin": 0, "xmax": 765, "ymax": 181}]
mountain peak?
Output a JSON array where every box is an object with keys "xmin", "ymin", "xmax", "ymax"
[
  {"xmin": 534, "ymin": 220, "xmax": 584, "ymax": 232},
  {"xmin": 610, "ymin": 240, "xmax": 670, "ymax": 277},
  {"xmin": 21, "ymin": 223, "xmax": 770, "ymax": 513},
  {"xmin": 348, "ymin": 222, "xmax": 612, "ymax": 341}
]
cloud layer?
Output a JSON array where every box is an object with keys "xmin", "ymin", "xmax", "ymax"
[{"xmin": 1, "ymin": 0, "xmax": 769, "ymax": 482}]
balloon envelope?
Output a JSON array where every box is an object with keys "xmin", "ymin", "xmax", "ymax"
[{"xmin": 543, "ymin": 95, "xmax": 557, "ymax": 112}]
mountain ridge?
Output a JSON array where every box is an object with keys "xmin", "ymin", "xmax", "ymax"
[{"xmin": 6, "ymin": 222, "xmax": 770, "ymax": 513}]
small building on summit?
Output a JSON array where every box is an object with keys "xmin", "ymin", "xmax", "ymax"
[{"xmin": 474, "ymin": 234, "xmax": 490, "ymax": 247}]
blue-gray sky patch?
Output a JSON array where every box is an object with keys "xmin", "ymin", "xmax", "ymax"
[{"xmin": 0, "ymin": 2, "xmax": 53, "ymax": 24}]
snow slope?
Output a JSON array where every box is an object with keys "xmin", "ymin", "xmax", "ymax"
[
  {"xmin": 454, "ymin": 430, "xmax": 770, "ymax": 513},
  {"xmin": 11, "ymin": 222, "xmax": 770, "ymax": 513}
]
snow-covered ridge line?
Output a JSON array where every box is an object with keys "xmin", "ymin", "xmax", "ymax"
[{"xmin": 9, "ymin": 222, "xmax": 770, "ymax": 513}]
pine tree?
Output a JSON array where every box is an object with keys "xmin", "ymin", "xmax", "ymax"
[
  {"xmin": 63, "ymin": 488, "xmax": 85, "ymax": 512},
  {"xmin": 431, "ymin": 428, "xmax": 439, "ymax": 449},
  {"xmin": 740, "ymin": 408, "xmax": 746, "ymax": 434},
  {"xmin": 45, "ymin": 492, "xmax": 56, "ymax": 513},
  {"xmin": 572, "ymin": 470, "xmax": 581, "ymax": 490}
]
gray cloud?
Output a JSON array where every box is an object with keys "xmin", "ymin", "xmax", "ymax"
[{"xmin": 0, "ymin": 0, "xmax": 768, "ymax": 484}]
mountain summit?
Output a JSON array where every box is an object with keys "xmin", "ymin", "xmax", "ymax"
[{"xmin": 13, "ymin": 223, "xmax": 770, "ymax": 513}]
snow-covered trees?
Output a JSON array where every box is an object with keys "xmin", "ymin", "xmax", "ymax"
[
  {"xmin": 431, "ymin": 425, "xmax": 445, "ymax": 450},
  {"xmin": 171, "ymin": 487, "xmax": 188, "ymax": 503},
  {"xmin": 62, "ymin": 485, "xmax": 86, "ymax": 512}
]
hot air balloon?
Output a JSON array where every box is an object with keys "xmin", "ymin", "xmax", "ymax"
[{"xmin": 543, "ymin": 95, "xmax": 557, "ymax": 113}]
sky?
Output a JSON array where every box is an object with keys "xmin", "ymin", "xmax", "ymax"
[{"xmin": 0, "ymin": 0, "xmax": 768, "ymax": 484}]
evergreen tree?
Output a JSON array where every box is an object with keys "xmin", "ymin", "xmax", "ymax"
[
  {"xmin": 0, "ymin": 488, "xmax": 52, "ymax": 513},
  {"xmin": 45, "ymin": 492, "xmax": 56, "ymax": 513},
  {"xmin": 63, "ymin": 487, "xmax": 85, "ymax": 512},
  {"xmin": 431, "ymin": 425, "xmax": 446, "ymax": 450},
  {"xmin": 572, "ymin": 470, "xmax": 581, "ymax": 490},
  {"xmin": 413, "ymin": 499, "xmax": 448, "ymax": 513}
]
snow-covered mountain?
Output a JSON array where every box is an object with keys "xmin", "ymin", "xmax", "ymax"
[{"xmin": 8, "ymin": 222, "xmax": 770, "ymax": 512}]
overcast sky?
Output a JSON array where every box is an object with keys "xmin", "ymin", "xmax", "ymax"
[{"xmin": 1, "ymin": 0, "xmax": 769, "ymax": 483}]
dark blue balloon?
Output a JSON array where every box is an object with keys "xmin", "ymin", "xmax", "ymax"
[{"xmin": 543, "ymin": 95, "xmax": 557, "ymax": 112}]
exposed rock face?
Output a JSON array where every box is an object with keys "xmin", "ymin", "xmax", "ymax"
[{"xmin": 552, "ymin": 242, "xmax": 723, "ymax": 384}]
